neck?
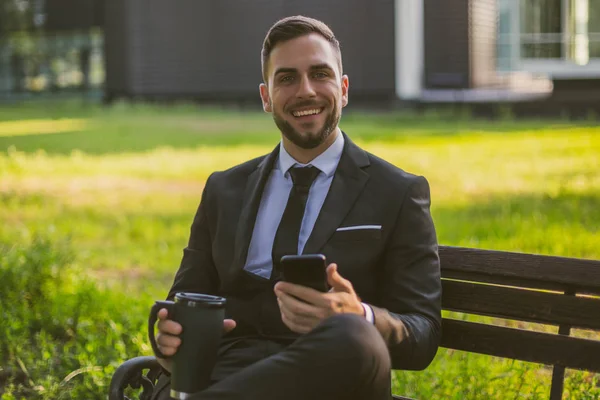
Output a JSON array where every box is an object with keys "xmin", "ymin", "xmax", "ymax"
[{"xmin": 282, "ymin": 128, "xmax": 340, "ymax": 164}]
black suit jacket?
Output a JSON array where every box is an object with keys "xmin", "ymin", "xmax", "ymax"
[{"xmin": 167, "ymin": 133, "xmax": 442, "ymax": 371}]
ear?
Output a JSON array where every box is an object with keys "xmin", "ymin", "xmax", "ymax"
[
  {"xmin": 259, "ymin": 83, "xmax": 272, "ymax": 112},
  {"xmin": 341, "ymin": 75, "xmax": 349, "ymax": 108}
]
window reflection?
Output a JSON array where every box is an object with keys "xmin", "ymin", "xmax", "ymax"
[
  {"xmin": 522, "ymin": 0, "xmax": 563, "ymax": 34},
  {"xmin": 590, "ymin": 0, "xmax": 600, "ymax": 57},
  {"xmin": 518, "ymin": 0, "xmax": 600, "ymax": 62},
  {"xmin": 521, "ymin": 0, "xmax": 562, "ymax": 58},
  {"xmin": 0, "ymin": 0, "xmax": 104, "ymax": 98}
]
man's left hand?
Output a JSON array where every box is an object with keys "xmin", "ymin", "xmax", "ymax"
[{"xmin": 274, "ymin": 263, "xmax": 364, "ymax": 334}]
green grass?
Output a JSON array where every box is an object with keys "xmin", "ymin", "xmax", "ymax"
[
  {"xmin": 0, "ymin": 234, "xmax": 153, "ymax": 400},
  {"xmin": 0, "ymin": 100, "xmax": 599, "ymax": 399}
]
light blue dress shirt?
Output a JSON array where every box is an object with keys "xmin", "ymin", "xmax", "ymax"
[
  {"xmin": 244, "ymin": 132, "xmax": 344, "ymax": 279},
  {"xmin": 242, "ymin": 132, "xmax": 374, "ymax": 324}
]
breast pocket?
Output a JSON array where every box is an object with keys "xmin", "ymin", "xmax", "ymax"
[{"xmin": 330, "ymin": 227, "xmax": 382, "ymax": 243}]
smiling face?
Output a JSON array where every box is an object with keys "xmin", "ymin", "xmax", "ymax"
[{"xmin": 260, "ymin": 33, "xmax": 349, "ymax": 158}]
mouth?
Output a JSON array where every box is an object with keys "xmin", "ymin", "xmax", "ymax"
[{"xmin": 291, "ymin": 107, "xmax": 325, "ymax": 119}]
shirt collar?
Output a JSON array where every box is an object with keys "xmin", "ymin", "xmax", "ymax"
[{"xmin": 277, "ymin": 131, "xmax": 344, "ymax": 178}]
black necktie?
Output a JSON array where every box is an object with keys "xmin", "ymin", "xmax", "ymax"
[{"xmin": 271, "ymin": 166, "xmax": 320, "ymax": 275}]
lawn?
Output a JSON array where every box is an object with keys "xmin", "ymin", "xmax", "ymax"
[{"xmin": 0, "ymin": 100, "xmax": 598, "ymax": 399}]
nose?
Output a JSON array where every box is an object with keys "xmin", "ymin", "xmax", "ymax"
[{"xmin": 296, "ymin": 75, "xmax": 316, "ymax": 99}]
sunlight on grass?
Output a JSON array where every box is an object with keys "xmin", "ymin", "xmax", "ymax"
[
  {"xmin": 0, "ymin": 118, "xmax": 88, "ymax": 137},
  {"xmin": 2, "ymin": 129, "xmax": 597, "ymax": 206},
  {"xmin": 1, "ymin": 108, "xmax": 597, "ymax": 269}
]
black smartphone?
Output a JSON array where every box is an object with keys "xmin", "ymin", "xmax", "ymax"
[{"xmin": 280, "ymin": 254, "xmax": 329, "ymax": 292}]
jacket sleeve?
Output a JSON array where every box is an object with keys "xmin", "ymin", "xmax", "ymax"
[
  {"xmin": 167, "ymin": 174, "xmax": 219, "ymax": 300},
  {"xmin": 370, "ymin": 175, "xmax": 442, "ymax": 370}
]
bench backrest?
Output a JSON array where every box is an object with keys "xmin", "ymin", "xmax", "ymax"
[{"xmin": 438, "ymin": 246, "xmax": 600, "ymax": 400}]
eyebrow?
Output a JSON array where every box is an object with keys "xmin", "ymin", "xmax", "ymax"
[{"xmin": 274, "ymin": 63, "xmax": 335, "ymax": 77}]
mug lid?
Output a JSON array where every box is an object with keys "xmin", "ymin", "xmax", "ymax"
[{"xmin": 174, "ymin": 292, "xmax": 226, "ymax": 307}]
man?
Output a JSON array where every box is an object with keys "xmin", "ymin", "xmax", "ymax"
[{"xmin": 152, "ymin": 15, "xmax": 441, "ymax": 400}]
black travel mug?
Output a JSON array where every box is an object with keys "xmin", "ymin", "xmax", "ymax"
[{"xmin": 148, "ymin": 292, "xmax": 226, "ymax": 399}]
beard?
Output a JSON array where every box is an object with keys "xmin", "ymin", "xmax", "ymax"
[{"xmin": 272, "ymin": 99, "xmax": 341, "ymax": 150}]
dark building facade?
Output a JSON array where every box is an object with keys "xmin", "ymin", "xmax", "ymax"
[
  {"xmin": 424, "ymin": 0, "xmax": 498, "ymax": 89},
  {"xmin": 103, "ymin": 0, "xmax": 506, "ymax": 105},
  {"xmin": 104, "ymin": 0, "xmax": 397, "ymax": 103}
]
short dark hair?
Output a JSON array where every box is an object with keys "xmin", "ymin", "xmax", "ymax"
[{"xmin": 261, "ymin": 16, "xmax": 343, "ymax": 83}]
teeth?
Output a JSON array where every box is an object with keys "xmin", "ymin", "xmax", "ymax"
[{"xmin": 293, "ymin": 108, "xmax": 321, "ymax": 117}]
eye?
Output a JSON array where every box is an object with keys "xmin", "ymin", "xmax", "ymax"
[
  {"xmin": 279, "ymin": 75, "xmax": 294, "ymax": 83},
  {"xmin": 313, "ymin": 71, "xmax": 329, "ymax": 79}
]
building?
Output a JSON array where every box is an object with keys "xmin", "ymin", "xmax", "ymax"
[
  {"xmin": 2, "ymin": 0, "xmax": 599, "ymax": 115},
  {"xmin": 103, "ymin": 0, "xmax": 399, "ymax": 105}
]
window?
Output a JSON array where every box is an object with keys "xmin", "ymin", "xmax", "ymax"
[
  {"xmin": 521, "ymin": 0, "xmax": 562, "ymax": 59},
  {"xmin": 518, "ymin": 0, "xmax": 600, "ymax": 63},
  {"xmin": 590, "ymin": 0, "xmax": 600, "ymax": 57}
]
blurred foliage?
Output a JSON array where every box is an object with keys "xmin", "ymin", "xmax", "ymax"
[
  {"xmin": 0, "ymin": 233, "xmax": 153, "ymax": 399},
  {"xmin": 0, "ymin": 0, "xmax": 36, "ymax": 33}
]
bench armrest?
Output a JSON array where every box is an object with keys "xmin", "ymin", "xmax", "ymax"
[{"xmin": 109, "ymin": 356, "xmax": 162, "ymax": 400}]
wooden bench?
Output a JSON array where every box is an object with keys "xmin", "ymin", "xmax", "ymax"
[{"xmin": 109, "ymin": 246, "xmax": 600, "ymax": 400}]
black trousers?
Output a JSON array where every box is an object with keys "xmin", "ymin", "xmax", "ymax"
[{"xmin": 152, "ymin": 314, "xmax": 392, "ymax": 400}]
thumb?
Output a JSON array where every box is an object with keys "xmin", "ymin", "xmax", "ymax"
[
  {"xmin": 326, "ymin": 264, "xmax": 352, "ymax": 293},
  {"xmin": 223, "ymin": 319, "xmax": 236, "ymax": 334}
]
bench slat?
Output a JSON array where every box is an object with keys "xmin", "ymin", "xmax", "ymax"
[
  {"xmin": 439, "ymin": 246, "xmax": 600, "ymax": 294},
  {"xmin": 442, "ymin": 269, "xmax": 571, "ymax": 293},
  {"xmin": 442, "ymin": 280, "xmax": 600, "ymax": 330},
  {"xmin": 440, "ymin": 318, "xmax": 600, "ymax": 372}
]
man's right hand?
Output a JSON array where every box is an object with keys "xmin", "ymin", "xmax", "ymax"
[{"xmin": 155, "ymin": 308, "xmax": 236, "ymax": 373}]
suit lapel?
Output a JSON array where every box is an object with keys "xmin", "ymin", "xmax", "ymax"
[
  {"xmin": 231, "ymin": 145, "xmax": 279, "ymax": 274},
  {"xmin": 303, "ymin": 134, "xmax": 370, "ymax": 255}
]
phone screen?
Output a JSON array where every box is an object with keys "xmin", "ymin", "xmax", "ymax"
[{"xmin": 280, "ymin": 254, "xmax": 328, "ymax": 292}]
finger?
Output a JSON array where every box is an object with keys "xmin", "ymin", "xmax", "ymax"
[
  {"xmin": 275, "ymin": 281, "xmax": 323, "ymax": 305},
  {"xmin": 156, "ymin": 332, "xmax": 181, "ymax": 354},
  {"xmin": 157, "ymin": 344, "xmax": 179, "ymax": 357},
  {"xmin": 326, "ymin": 264, "xmax": 353, "ymax": 293},
  {"xmin": 157, "ymin": 308, "xmax": 169, "ymax": 320},
  {"xmin": 157, "ymin": 332, "xmax": 181, "ymax": 347},
  {"xmin": 310, "ymin": 291, "xmax": 346, "ymax": 313},
  {"xmin": 157, "ymin": 319, "xmax": 182, "ymax": 335},
  {"xmin": 279, "ymin": 300, "xmax": 321, "ymax": 328},
  {"xmin": 157, "ymin": 347, "xmax": 177, "ymax": 357},
  {"xmin": 156, "ymin": 346, "xmax": 177, "ymax": 357},
  {"xmin": 281, "ymin": 311, "xmax": 310, "ymax": 334},
  {"xmin": 223, "ymin": 319, "xmax": 236, "ymax": 333},
  {"xmin": 277, "ymin": 295, "xmax": 321, "ymax": 322},
  {"xmin": 277, "ymin": 290, "xmax": 322, "ymax": 318}
]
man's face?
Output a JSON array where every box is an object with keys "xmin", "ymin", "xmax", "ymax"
[{"xmin": 260, "ymin": 33, "xmax": 349, "ymax": 150}]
